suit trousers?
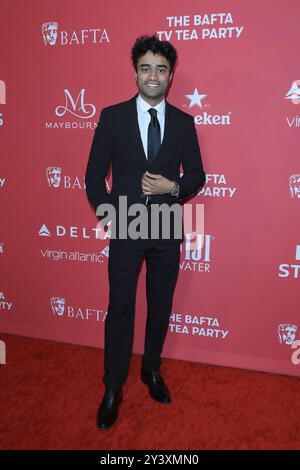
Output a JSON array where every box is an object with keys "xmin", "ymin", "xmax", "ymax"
[{"xmin": 103, "ymin": 213, "xmax": 181, "ymax": 391}]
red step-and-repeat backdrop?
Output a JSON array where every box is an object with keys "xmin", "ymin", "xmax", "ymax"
[{"xmin": 1, "ymin": 0, "xmax": 299, "ymax": 376}]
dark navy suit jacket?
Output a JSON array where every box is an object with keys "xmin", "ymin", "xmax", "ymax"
[{"xmin": 85, "ymin": 93, "xmax": 206, "ymax": 237}]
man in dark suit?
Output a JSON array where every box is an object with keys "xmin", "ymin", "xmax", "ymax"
[{"xmin": 85, "ymin": 35, "xmax": 206, "ymax": 430}]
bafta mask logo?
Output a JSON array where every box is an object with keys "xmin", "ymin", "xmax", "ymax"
[
  {"xmin": 42, "ymin": 22, "xmax": 58, "ymax": 46},
  {"xmin": 46, "ymin": 167, "xmax": 61, "ymax": 188},
  {"xmin": 285, "ymin": 80, "xmax": 300, "ymax": 105},
  {"xmin": 289, "ymin": 174, "xmax": 300, "ymax": 199},
  {"xmin": 50, "ymin": 297, "xmax": 65, "ymax": 316},
  {"xmin": 278, "ymin": 323, "xmax": 297, "ymax": 345},
  {"xmin": 0, "ymin": 80, "xmax": 6, "ymax": 104},
  {"xmin": 55, "ymin": 89, "xmax": 96, "ymax": 119}
]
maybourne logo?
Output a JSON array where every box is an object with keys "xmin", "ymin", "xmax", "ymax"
[
  {"xmin": 55, "ymin": 89, "xmax": 96, "ymax": 119},
  {"xmin": 45, "ymin": 89, "xmax": 97, "ymax": 130}
]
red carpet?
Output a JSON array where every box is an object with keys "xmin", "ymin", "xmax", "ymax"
[{"xmin": 0, "ymin": 333, "xmax": 299, "ymax": 450}]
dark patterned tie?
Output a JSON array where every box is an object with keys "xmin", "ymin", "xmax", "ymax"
[
  {"xmin": 147, "ymin": 108, "xmax": 161, "ymax": 163},
  {"xmin": 146, "ymin": 108, "xmax": 161, "ymax": 205}
]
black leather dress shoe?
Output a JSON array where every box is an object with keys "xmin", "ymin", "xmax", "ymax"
[
  {"xmin": 96, "ymin": 388, "xmax": 122, "ymax": 430},
  {"xmin": 141, "ymin": 368, "xmax": 171, "ymax": 404}
]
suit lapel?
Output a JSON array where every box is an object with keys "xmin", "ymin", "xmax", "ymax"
[{"xmin": 125, "ymin": 93, "xmax": 172, "ymax": 170}]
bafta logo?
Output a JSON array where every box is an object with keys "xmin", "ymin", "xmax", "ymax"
[
  {"xmin": 42, "ymin": 22, "xmax": 58, "ymax": 46},
  {"xmin": 289, "ymin": 174, "xmax": 300, "ymax": 199},
  {"xmin": 278, "ymin": 323, "xmax": 297, "ymax": 345},
  {"xmin": 50, "ymin": 297, "xmax": 65, "ymax": 316},
  {"xmin": 46, "ymin": 167, "xmax": 62, "ymax": 188}
]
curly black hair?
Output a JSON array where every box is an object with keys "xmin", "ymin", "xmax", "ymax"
[{"xmin": 131, "ymin": 35, "xmax": 177, "ymax": 74}]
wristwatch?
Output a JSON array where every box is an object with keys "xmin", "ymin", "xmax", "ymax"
[{"xmin": 170, "ymin": 182, "xmax": 180, "ymax": 197}]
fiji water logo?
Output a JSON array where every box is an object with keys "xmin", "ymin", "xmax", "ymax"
[{"xmin": 180, "ymin": 233, "xmax": 214, "ymax": 273}]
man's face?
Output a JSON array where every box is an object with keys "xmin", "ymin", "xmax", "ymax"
[{"xmin": 135, "ymin": 51, "xmax": 173, "ymax": 104}]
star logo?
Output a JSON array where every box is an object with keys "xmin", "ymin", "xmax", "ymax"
[{"xmin": 185, "ymin": 88, "xmax": 207, "ymax": 109}]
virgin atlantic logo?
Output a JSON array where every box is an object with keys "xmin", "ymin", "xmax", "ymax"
[{"xmin": 285, "ymin": 80, "xmax": 300, "ymax": 105}]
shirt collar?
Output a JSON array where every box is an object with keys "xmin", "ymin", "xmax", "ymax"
[{"xmin": 137, "ymin": 93, "xmax": 166, "ymax": 115}]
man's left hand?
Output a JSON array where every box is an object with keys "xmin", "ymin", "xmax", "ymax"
[{"xmin": 141, "ymin": 171, "xmax": 175, "ymax": 195}]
